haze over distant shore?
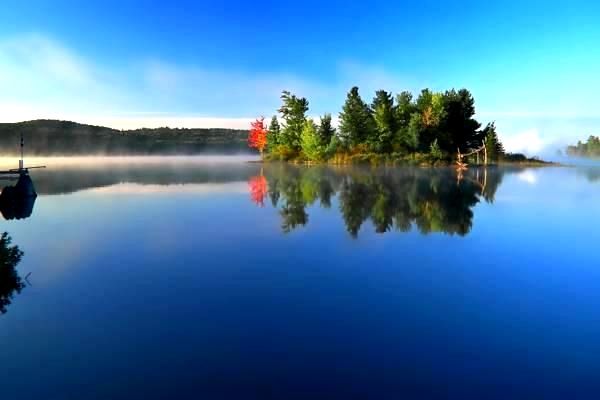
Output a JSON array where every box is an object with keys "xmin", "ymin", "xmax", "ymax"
[{"xmin": 0, "ymin": 119, "xmax": 252, "ymax": 156}]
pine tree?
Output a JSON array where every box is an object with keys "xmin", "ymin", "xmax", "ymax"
[
  {"xmin": 371, "ymin": 90, "xmax": 395, "ymax": 153},
  {"xmin": 339, "ymin": 87, "xmax": 374, "ymax": 148},
  {"xmin": 394, "ymin": 92, "xmax": 415, "ymax": 128},
  {"xmin": 317, "ymin": 113, "xmax": 336, "ymax": 148},
  {"xmin": 267, "ymin": 116, "xmax": 280, "ymax": 151},
  {"xmin": 394, "ymin": 92, "xmax": 417, "ymax": 152},
  {"xmin": 441, "ymin": 89, "xmax": 481, "ymax": 152},
  {"xmin": 482, "ymin": 122, "xmax": 505, "ymax": 162}
]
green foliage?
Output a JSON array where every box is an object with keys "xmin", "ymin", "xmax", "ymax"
[
  {"xmin": 482, "ymin": 122, "xmax": 505, "ymax": 162},
  {"xmin": 371, "ymin": 90, "xmax": 395, "ymax": 153},
  {"xmin": 317, "ymin": 114, "xmax": 336, "ymax": 148},
  {"xmin": 440, "ymin": 89, "xmax": 481, "ymax": 152},
  {"xmin": 266, "ymin": 86, "xmax": 541, "ymax": 165},
  {"xmin": 300, "ymin": 120, "xmax": 323, "ymax": 161},
  {"xmin": 426, "ymin": 92, "xmax": 447, "ymax": 128},
  {"xmin": 429, "ymin": 139, "xmax": 443, "ymax": 160},
  {"xmin": 266, "ymin": 144, "xmax": 297, "ymax": 161},
  {"xmin": 404, "ymin": 112, "xmax": 422, "ymax": 151},
  {"xmin": 0, "ymin": 232, "xmax": 24, "ymax": 314},
  {"xmin": 325, "ymin": 134, "xmax": 343, "ymax": 157},
  {"xmin": 502, "ymin": 153, "xmax": 527, "ymax": 162},
  {"xmin": 394, "ymin": 92, "xmax": 415, "ymax": 128},
  {"xmin": 278, "ymin": 91, "xmax": 309, "ymax": 151},
  {"xmin": 339, "ymin": 87, "xmax": 375, "ymax": 148},
  {"xmin": 567, "ymin": 135, "xmax": 600, "ymax": 158},
  {"xmin": 267, "ymin": 116, "xmax": 281, "ymax": 151},
  {"xmin": 413, "ymin": 90, "xmax": 447, "ymax": 151},
  {"xmin": 392, "ymin": 91, "xmax": 417, "ymax": 153}
]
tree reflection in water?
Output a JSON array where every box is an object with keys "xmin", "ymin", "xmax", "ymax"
[
  {"xmin": 249, "ymin": 165, "xmax": 505, "ymax": 237},
  {"xmin": 0, "ymin": 232, "xmax": 24, "ymax": 314},
  {"xmin": 248, "ymin": 174, "xmax": 268, "ymax": 207},
  {"xmin": 0, "ymin": 175, "xmax": 35, "ymax": 314}
]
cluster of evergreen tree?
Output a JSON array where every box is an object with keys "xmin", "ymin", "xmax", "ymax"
[
  {"xmin": 566, "ymin": 136, "xmax": 600, "ymax": 158},
  {"xmin": 266, "ymin": 87, "xmax": 505, "ymax": 163}
]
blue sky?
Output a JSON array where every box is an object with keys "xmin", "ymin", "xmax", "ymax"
[{"xmin": 1, "ymin": 0, "xmax": 599, "ymax": 154}]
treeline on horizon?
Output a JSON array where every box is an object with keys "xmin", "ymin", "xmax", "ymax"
[
  {"xmin": 0, "ymin": 120, "xmax": 250, "ymax": 155},
  {"xmin": 566, "ymin": 136, "xmax": 600, "ymax": 158},
  {"xmin": 263, "ymin": 87, "xmax": 512, "ymax": 165}
]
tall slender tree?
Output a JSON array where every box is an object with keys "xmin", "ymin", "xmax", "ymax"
[
  {"xmin": 317, "ymin": 113, "xmax": 336, "ymax": 147},
  {"xmin": 339, "ymin": 87, "xmax": 374, "ymax": 148},
  {"xmin": 405, "ymin": 113, "xmax": 422, "ymax": 151},
  {"xmin": 482, "ymin": 122, "xmax": 505, "ymax": 162},
  {"xmin": 394, "ymin": 92, "xmax": 418, "ymax": 152},
  {"xmin": 371, "ymin": 90, "xmax": 396, "ymax": 153},
  {"xmin": 267, "ymin": 116, "xmax": 281, "ymax": 151},
  {"xmin": 394, "ymin": 92, "xmax": 415, "ymax": 128}
]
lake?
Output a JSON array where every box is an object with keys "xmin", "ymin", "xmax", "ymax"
[{"xmin": 0, "ymin": 157, "xmax": 599, "ymax": 399}]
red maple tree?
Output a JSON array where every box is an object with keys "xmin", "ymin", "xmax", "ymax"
[
  {"xmin": 248, "ymin": 174, "xmax": 268, "ymax": 207},
  {"xmin": 248, "ymin": 117, "xmax": 268, "ymax": 158}
]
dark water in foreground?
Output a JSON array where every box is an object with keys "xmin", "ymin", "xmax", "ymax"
[{"xmin": 0, "ymin": 158, "xmax": 599, "ymax": 399}]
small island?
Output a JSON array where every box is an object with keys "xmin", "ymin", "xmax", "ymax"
[{"xmin": 249, "ymin": 87, "xmax": 548, "ymax": 166}]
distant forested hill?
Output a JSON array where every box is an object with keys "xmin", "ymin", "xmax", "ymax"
[{"xmin": 0, "ymin": 120, "xmax": 251, "ymax": 155}]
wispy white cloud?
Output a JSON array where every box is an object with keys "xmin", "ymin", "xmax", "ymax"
[
  {"xmin": 486, "ymin": 114, "xmax": 600, "ymax": 156},
  {"xmin": 0, "ymin": 32, "xmax": 599, "ymax": 153},
  {"xmin": 0, "ymin": 33, "xmax": 426, "ymax": 128},
  {"xmin": 0, "ymin": 33, "xmax": 92, "ymax": 86},
  {"xmin": 140, "ymin": 60, "xmax": 331, "ymax": 116},
  {"xmin": 0, "ymin": 33, "xmax": 130, "ymax": 114},
  {"xmin": 502, "ymin": 128, "xmax": 546, "ymax": 154},
  {"xmin": 0, "ymin": 33, "xmax": 329, "ymax": 125}
]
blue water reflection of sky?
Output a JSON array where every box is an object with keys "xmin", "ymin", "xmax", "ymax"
[{"xmin": 0, "ymin": 164, "xmax": 598, "ymax": 398}]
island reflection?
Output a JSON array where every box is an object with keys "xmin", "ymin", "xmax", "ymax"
[
  {"xmin": 251, "ymin": 165, "xmax": 504, "ymax": 237},
  {"xmin": 0, "ymin": 232, "xmax": 25, "ymax": 314}
]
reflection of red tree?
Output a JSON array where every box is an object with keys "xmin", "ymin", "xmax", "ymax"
[{"xmin": 248, "ymin": 175, "xmax": 268, "ymax": 207}]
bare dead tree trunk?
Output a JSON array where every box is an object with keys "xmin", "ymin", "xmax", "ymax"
[{"xmin": 483, "ymin": 139, "xmax": 488, "ymax": 165}]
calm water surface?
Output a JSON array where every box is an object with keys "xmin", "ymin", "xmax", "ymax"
[{"xmin": 0, "ymin": 157, "xmax": 599, "ymax": 399}]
